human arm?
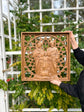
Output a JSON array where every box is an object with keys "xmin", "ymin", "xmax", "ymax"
[
  {"xmin": 59, "ymin": 83, "xmax": 79, "ymax": 97},
  {"xmin": 73, "ymin": 47, "xmax": 84, "ymax": 66},
  {"xmin": 66, "ymin": 31, "xmax": 84, "ymax": 66},
  {"xmin": 65, "ymin": 31, "xmax": 78, "ymax": 49},
  {"xmin": 50, "ymin": 77, "xmax": 79, "ymax": 98}
]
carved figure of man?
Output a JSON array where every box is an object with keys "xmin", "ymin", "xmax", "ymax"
[{"xmin": 47, "ymin": 40, "xmax": 59, "ymax": 75}]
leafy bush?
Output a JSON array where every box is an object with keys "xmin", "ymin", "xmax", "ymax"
[{"xmin": 2, "ymin": 0, "xmax": 84, "ymax": 111}]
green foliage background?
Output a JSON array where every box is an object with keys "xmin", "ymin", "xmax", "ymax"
[{"xmin": 2, "ymin": 0, "xmax": 84, "ymax": 112}]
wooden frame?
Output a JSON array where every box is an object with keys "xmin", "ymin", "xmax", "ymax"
[{"xmin": 21, "ymin": 32, "xmax": 70, "ymax": 81}]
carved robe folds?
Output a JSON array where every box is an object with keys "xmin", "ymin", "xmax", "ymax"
[{"xmin": 33, "ymin": 43, "xmax": 59, "ymax": 78}]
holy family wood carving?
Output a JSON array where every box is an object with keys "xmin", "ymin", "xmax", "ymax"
[{"xmin": 21, "ymin": 32, "xmax": 70, "ymax": 81}]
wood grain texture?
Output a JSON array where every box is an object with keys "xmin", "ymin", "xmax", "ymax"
[{"xmin": 21, "ymin": 32, "xmax": 70, "ymax": 81}]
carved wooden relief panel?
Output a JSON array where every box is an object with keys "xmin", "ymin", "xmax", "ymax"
[{"xmin": 21, "ymin": 32, "xmax": 70, "ymax": 81}]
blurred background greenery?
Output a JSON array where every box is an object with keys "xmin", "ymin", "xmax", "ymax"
[{"xmin": 1, "ymin": 0, "xmax": 84, "ymax": 112}]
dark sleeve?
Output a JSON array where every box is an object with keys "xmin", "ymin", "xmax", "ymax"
[
  {"xmin": 73, "ymin": 47, "xmax": 84, "ymax": 66},
  {"xmin": 59, "ymin": 82, "xmax": 79, "ymax": 98}
]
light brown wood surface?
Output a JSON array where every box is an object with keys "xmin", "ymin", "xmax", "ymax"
[{"xmin": 21, "ymin": 32, "xmax": 70, "ymax": 81}]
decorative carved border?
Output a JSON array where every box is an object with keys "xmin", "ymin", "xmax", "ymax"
[{"xmin": 21, "ymin": 32, "xmax": 70, "ymax": 81}]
